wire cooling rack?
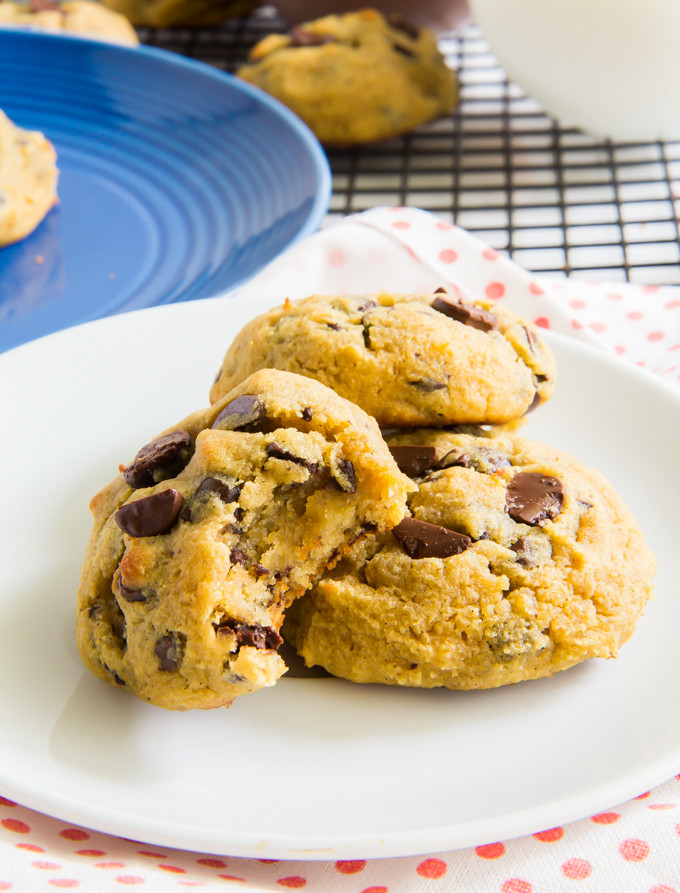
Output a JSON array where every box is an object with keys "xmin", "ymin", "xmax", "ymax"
[{"xmin": 140, "ymin": 6, "xmax": 680, "ymax": 286}]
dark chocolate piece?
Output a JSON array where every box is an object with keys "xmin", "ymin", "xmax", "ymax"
[
  {"xmin": 266, "ymin": 442, "xmax": 318, "ymax": 472},
  {"xmin": 409, "ymin": 378, "xmax": 447, "ymax": 392},
  {"xmin": 122, "ymin": 431, "xmax": 192, "ymax": 489},
  {"xmin": 154, "ymin": 633, "xmax": 185, "ymax": 671},
  {"xmin": 357, "ymin": 300, "xmax": 377, "ymax": 312},
  {"xmin": 114, "ymin": 489, "xmax": 183, "ymax": 537},
  {"xmin": 230, "ymin": 547, "xmax": 247, "ymax": 565},
  {"xmin": 392, "ymin": 517, "xmax": 471, "ymax": 559},
  {"xmin": 116, "ymin": 577, "xmax": 147, "ymax": 603},
  {"xmin": 302, "ymin": 407, "xmax": 314, "ymax": 421},
  {"xmin": 506, "ymin": 472, "xmax": 564, "ymax": 526},
  {"xmin": 388, "ymin": 445, "xmax": 438, "ymax": 477},
  {"xmin": 215, "ymin": 619, "xmax": 283, "ymax": 651},
  {"xmin": 212, "ymin": 395, "xmax": 266, "ymax": 431},
  {"xmin": 331, "ymin": 457, "xmax": 356, "ymax": 493},
  {"xmin": 290, "ymin": 27, "xmax": 337, "ymax": 46},
  {"xmin": 195, "ymin": 476, "xmax": 242, "ymax": 504},
  {"xmin": 432, "ymin": 295, "xmax": 499, "ymax": 332},
  {"xmin": 392, "ymin": 42, "xmax": 415, "ymax": 57}
]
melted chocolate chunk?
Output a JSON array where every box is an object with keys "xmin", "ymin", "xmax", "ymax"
[
  {"xmin": 511, "ymin": 536, "xmax": 538, "ymax": 568},
  {"xmin": 195, "ymin": 476, "xmax": 242, "ymax": 504},
  {"xmin": 392, "ymin": 517, "xmax": 471, "ymax": 559},
  {"xmin": 388, "ymin": 445, "xmax": 438, "ymax": 477},
  {"xmin": 387, "ymin": 12, "xmax": 420, "ymax": 38},
  {"xmin": 230, "ymin": 547, "xmax": 247, "ymax": 565},
  {"xmin": 326, "ymin": 322, "xmax": 342, "ymax": 331},
  {"xmin": 506, "ymin": 472, "xmax": 564, "ymax": 526},
  {"xmin": 212, "ymin": 395, "xmax": 267, "ymax": 431},
  {"xmin": 290, "ymin": 26, "xmax": 337, "ymax": 46},
  {"xmin": 114, "ymin": 489, "xmax": 184, "ymax": 537},
  {"xmin": 266, "ymin": 441, "xmax": 318, "ymax": 472},
  {"xmin": 154, "ymin": 632, "xmax": 185, "ymax": 671},
  {"xmin": 301, "ymin": 406, "xmax": 313, "ymax": 421},
  {"xmin": 215, "ymin": 619, "xmax": 283, "ymax": 651},
  {"xmin": 330, "ymin": 457, "xmax": 356, "ymax": 493},
  {"xmin": 116, "ymin": 577, "xmax": 147, "ymax": 603},
  {"xmin": 409, "ymin": 378, "xmax": 447, "ymax": 392},
  {"xmin": 431, "ymin": 295, "xmax": 499, "ymax": 332},
  {"xmin": 122, "ymin": 431, "xmax": 193, "ymax": 489}
]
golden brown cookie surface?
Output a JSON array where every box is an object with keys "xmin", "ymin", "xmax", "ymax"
[{"xmin": 0, "ymin": 0, "xmax": 138, "ymax": 44}]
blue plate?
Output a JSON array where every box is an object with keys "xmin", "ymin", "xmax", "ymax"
[{"xmin": 0, "ymin": 30, "xmax": 331, "ymax": 353}]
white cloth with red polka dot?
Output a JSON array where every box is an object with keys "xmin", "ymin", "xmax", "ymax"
[{"xmin": 2, "ymin": 207, "xmax": 678, "ymax": 892}]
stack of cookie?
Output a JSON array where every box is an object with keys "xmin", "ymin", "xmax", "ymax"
[{"xmin": 77, "ymin": 290, "xmax": 655, "ymax": 709}]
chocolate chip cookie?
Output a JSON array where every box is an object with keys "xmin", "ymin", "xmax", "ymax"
[
  {"xmin": 284, "ymin": 430, "xmax": 655, "ymax": 689},
  {"xmin": 76, "ymin": 369, "xmax": 414, "ymax": 711},
  {"xmin": 236, "ymin": 9, "xmax": 458, "ymax": 145},
  {"xmin": 210, "ymin": 291, "xmax": 556, "ymax": 428},
  {"xmin": 0, "ymin": 0, "xmax": 138, "ymax": 44},
  {"xmin": 0, "ymin": 108, "xmax": 58, "ymax": 247}
]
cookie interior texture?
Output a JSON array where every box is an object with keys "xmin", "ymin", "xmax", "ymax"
[
  {"xmin": 76, "ymin": 369, "xmax": 414, "ymax": 710},
  {"xmin": 236, "ymin": 9, "xmax": 458, "ymax": 145},
  {"xmin": 210, "ymin": 291, "xmax": 556, "ymax": 427},
  {"xmin": 284, "ymin": 431, "xmax": 656, "ymax": 689}
]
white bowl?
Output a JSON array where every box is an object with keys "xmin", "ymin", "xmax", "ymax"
[{"xmin": 469, "ymin": 0, "xmax": 680, "ymax": 141}]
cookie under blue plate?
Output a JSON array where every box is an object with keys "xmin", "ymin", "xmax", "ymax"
[{"xmin": 0, "ymin": 29, "xmax": 331, "ymax": 353}]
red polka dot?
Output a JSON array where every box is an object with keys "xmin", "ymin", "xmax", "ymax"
[
  {"xmin": 60, "ymin": 829, "xmax": 89, "ymax": 841},
  {"xmin": 619, "ymin": 838, "xmax": 650, "ymax": 862},
  {"xmin": 643, "ymin": 285, "xmax": 660, "ymax": 293},
  {"xmin": 0, "ymin": 798, "xmax": 16, "ymax": 808},
  {"xmin": 32, "ymin": 862, "xmax": 62, "ymax": 871},
  {"xmin": 361, "ymin": 888, "xmax": 388, "ymax": 893},
  {"xmin": 649, "ymin": 886, "xmax": 677, "ymax": 893},
  {"xmin": 96, "ymin": 863, "xmax": 126, "ymax": 870},
  {"xmin": 0, "ymin": 883, "xmax": 12, "ymax": 891},
  {"xmin": 197, "ymin": 859, "xmax": 227, "ymax": 869},
  {"xmin": 614, "ymin": 345, "xmax": 626, "ymax": 354},
  {"xmin": 534, "ymin": 317, "xmax": 550, "ymax": 328},
  {"xmin": 668, "ymin": 343, "xmax": 680, "ymax": 352},
  {"xmin": 137, "ymin": 852, "xmax": 166, "ymax": 859},
  {"xmin": 48, "ymin": 882, "xmax": 79, "ymax": 889},
  {"xmin": 607, "ymin": 292, "xmax": 624, "ymax": 300},
  {"xmin": 502, "ymin": 880, "xmax": 532, "ymax": 893},
  {"xmin": 158, "ymin": 865, "xmax": 185, "ymax": 874},
  {"xmin": 648, "ymin": 803, "xmax": 676, "ymax": 810},
  {"xmin": 589, "ymin": 322, "xmax": 607, "ymax": 333},
  {"xmin": 627, "ymin": 311, "xmax": 644, "ymax": 321},
  {"xmin": 533, "ymin": 827, "xmax": 564, "ymax": 842},
  {"xmin": 636, "ymin": 791, "xmax": 652, "ymax": 799},
  {"xmin": 592, "ymin": 812, "xmax": 621, "ymax": 824},
  {"xmin": 115, "ymin": 878, "xmax": 145, "ymax": 886},
  {"xmin": 416, "ymin": 858, "xmax": 447, "ymax": 879},
  {"xmin": 647, "ymin": 331, "xmax": 665, "ymax": 341},
  {"xmin": 561, "ymin": 859, "xmax": 592, "ymax": 880},
  {"xmin": 1, "ymin": 819, "xmax": 30, "ymax": 834},
  {"xmin": 569, "ymin": 299, "xmax": 586, "ymax": 309},
  {"xmin": 485, "ymin": 281, "xmax": 505, "ymax": 300},
  {"xmin": 76, "ymin": 850, "xmax": 106, "ymax": 857},
  {"xmin": 328, "ymin": 248, "xmax": 346, "ymax": 267},
  {"xmin": 391, "ymin": 221, "xmax": 410, "ymax": 230},
  {"xmin": 436, "ymin": 221, "xmax": 454, "ymax": 230},
  {"xmin": 17, "ymin": 843, "xmax": 44, "ymax": 853},
  {"xmin": 217, "ymin": 876, "xmax": 244, "ymax": 883},
  {"xmin": 528, "ymin": 281, "xmax": 544, "ymax": 296},
  {"xmin": 665, "ymin": 300, "xmax": 680, "ymax": 309},
  {"xmin": 572, "ymin": 319, "xmax": 583, "ymax": 329},
  {"xmin": 476, "ymin": 842, "xmax": 505, "ymax": 859},
  {"xmin": 335, "ymin": 860, "xmax": 366, "ymax": 874},
  {"xmin": 482, "ymin": 247, "xmax": 499, "ymax": 260},
  {"xmin": 438, "ymin": 248, "xmax": 458, "ymax": 264},
  {"xmin": 276, "ymin": 878, "xmax": 306, "ymax": 888},
  {"xmin": 389, "ymin": 206, "xmax": 406, "ymax": 212}
]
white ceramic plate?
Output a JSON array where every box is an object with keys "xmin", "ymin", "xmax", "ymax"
[{"xmin": 0, "ymin": 295, "xmax": 678, "ymax": 860}]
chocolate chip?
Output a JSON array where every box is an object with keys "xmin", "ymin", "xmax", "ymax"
[
  {"xmin": 331, "ymin": 457, "xmax": 356, "ymax": 493},
  {"xmin": 438, "ymin": 450, "xmax": 471, "ymax": 469},
  {"xmin": 510, "ymin": 536, "xmax": 537, "ymax": 568},
  {"xmin": 326, "ymin": 322, "xmax": 342, "ymax": 331},
  {"xmin": 433, "ymin": 287, "xmax": 448, "ymax": 294},
  {"xmin": 387, "ymin": 12, "xmax": 420, "ymax": 38},
  {"xmin": 114, "ymin": 489, "xmax": 184, "ymax": 537},
  {"xmin": 266, "ymin": 441, "xmax": 318, "ymax": 472},
  {"xmin": 212, "ymin": 395, "xmax": 266, "ymax": 431},
  {"xmin": 122, "ymin": 431, "xmax": 193, "ymax": 489},
  {"xmin": 215, "ymin": 619, "xmax": 283, "ymax": 651},
  {"xmin": 302, "ymin": 406, "xmax": 313, "ymax": 421},
  {"xmin": 392, "ymin": 517, "xmax": 472, "ymax": 559},
  {"xmin": 154, "ymin": 633, "xmax": 185, "ymax": 671},
  {"xmin": 195, "ymin": 476, "xmax": 242, "ymax": 504},
  {"xmin": 290, "ymin": 26, "xmax": 337, "ymax": 46},
  {"xmin": 357, "ymin": 300, "xmax": 376, "ymax": 312},
  {"xmin": 393, "ymin": 42, "xmax": 416, "ymax": 57},
  {"xmin": 522, "ymin": 324, "xmax": 540, "ymax": 352},
  {"xmin": 506, "ymin": 472, "xmax": 564, "ymax": 526},
  {"xmin": 230, "ymin": 547, "xmax": 247, "ymax": 565},
  {"xmin": 116, "ymin": 577, "xmax": 147, "ymax": 603},
  {"xmin": 432, "ymin": 295, "xmax": 499, "ymax": 332},
  {"xmin": 388, "ymin": 445, "xmax": 438, "ymax": 477},
  {"xmin": 409, "ymin": 378, "xmax": 447, "ymax": 392},
  {"xmin": 361, "ymin": 318, "xmax": 372, "ymax": 348}
]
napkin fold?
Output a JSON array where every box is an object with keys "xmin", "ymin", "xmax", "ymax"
[{"xmin": 2, "ymin": 208, "xmax": 678, "ymax": 893}]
